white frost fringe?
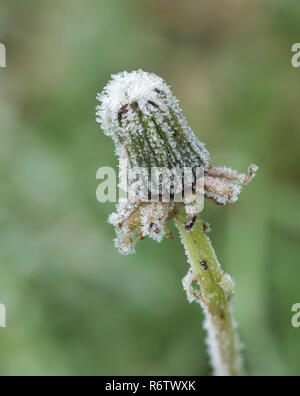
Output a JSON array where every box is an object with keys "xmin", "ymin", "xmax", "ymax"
[{"xmin": 203, "ymin": 306, "xmax": 244, "ymax": 377}]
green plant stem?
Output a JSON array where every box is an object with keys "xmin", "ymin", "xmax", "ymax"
[{"xmin": 175, "ymin": 206, "xmax": 244, "ymax": 376}]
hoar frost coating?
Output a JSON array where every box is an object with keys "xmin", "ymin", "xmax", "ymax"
[
  {"xmin": 96, "ymin": 70, "xmax": 210, "ymax": 171},
  {"xmin": 96, "ymin": 70, "xmax": 258, "ymax": 255},
  {"xmin": 108, "ymin": 201, "xmax": 176, "ymax": 255}
]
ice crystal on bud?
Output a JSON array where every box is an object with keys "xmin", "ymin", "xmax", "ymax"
[
  {"xmin": 140, "ymin": 202, "xmax": 175, "ymax": 243},
  {"xmin": 204, "ymin": 164, "xmax": 259, "ymax": 206},
  {"xmin": 108, "ymin": 201, "xmax": 176, "ymax": 255},
  {"xmin": 108, "ymin": 201, "xmax": 140, "ymax": 255}
]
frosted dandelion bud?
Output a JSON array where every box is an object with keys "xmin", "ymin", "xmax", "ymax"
[
  {"xmin": 96, "ymin": 70, "xmax": 258, "ymax": 254},
  {"xmin": 96, "ymin": 70, "xmax": 210, "ymax": 173}
]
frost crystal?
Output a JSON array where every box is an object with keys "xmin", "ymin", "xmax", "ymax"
[
  {"xmin": 203, "ymin": 305, "xmax": 243, "ymax": 377},
  {"xmin": 218, "ymin": 273, "xmax": 235, "ymax": 299},
  {"xmin": 204, "ymin": 164, "xmax": 259, "ymax": 206},
  {"xmin": 182, "ymin": 269, "xmax": 201, "ymax": 304},
  {"xmin": 108, "ymin": 201, "xmax": 140, "ymax": 255},
  {"xmin": 108, "ymin": 201, "xmax": 175, "ymax": 255},
  {"xmin": 140, "ymin": 202, "xmax": 174, "ymax": 242}
]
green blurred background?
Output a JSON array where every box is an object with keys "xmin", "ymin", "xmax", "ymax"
[{"xmin": 0, "ymin": 0, "xmax": 299, "ymax": 376}]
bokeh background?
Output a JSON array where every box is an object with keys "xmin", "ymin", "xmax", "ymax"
[{"xmin": 0, "ymin": 0, "xmax": 300, "ymax": 376}]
